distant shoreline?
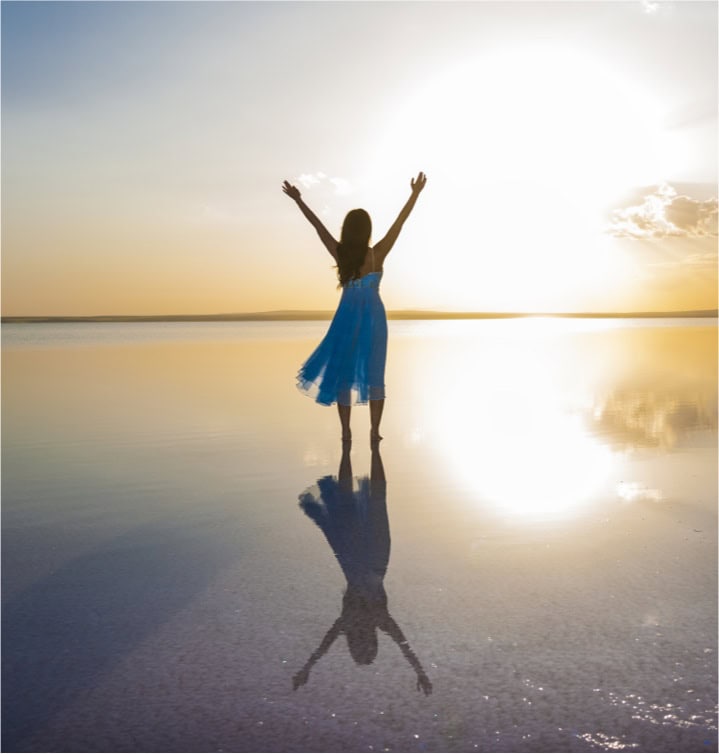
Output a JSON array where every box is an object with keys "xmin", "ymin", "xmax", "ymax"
[{"xmin": 2, "ymin": 310, "xmax": 717, "ymax": 323}]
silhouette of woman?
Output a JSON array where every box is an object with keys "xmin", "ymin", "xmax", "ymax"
[
  {"xmin": 293, "ymin": 443, "xmax": 432, "ymax": 695},
  {"xmin": 282, "ymin": 173, "xmax": 427, "ymax": 445}
]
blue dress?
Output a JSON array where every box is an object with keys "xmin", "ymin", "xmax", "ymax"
[
  {"xmin": 299, "ymin": 475, "xmax": 390, "ymax": 596},
  {"xmin": 297, "ymin": 271, "xmax": 387, "ymax": 406}
]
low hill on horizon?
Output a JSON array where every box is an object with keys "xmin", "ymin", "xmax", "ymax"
[{"xmin": 3, "ymin": 309, "xmax": 717, "ymax": 323}]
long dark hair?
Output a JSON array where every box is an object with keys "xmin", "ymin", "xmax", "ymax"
[
  {"xmin": 342, "ymin": 585, "xmax": 386, "ymax": 665},
  {"xmin": 336, "ymin": 209, "xmax": 372, "ymax": 287}
]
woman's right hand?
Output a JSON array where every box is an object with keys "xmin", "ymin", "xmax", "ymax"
[
  {"xmin": 410, "ymin": 171, "xmax": 427, "ymax": 195},
  {"xmin": 282, "ymin": 180, "xmax": 302, "ymax": 201}
]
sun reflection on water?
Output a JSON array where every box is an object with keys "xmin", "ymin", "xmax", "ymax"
[
  {"xmin": 430, "ymin": 378, "xmax": 615, "ymax": 522},
  {"xmin": 406, "ymin": 318, "xmax": 716, "ymax": 523},
  {"xmin": 418, "ymin": 324, "xmax": 617, "ymax": 522}
]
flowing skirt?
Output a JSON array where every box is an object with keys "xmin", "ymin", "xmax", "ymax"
[{"xmin": 297, "ymin": 278, "xmax": 387, "ymax": 406}]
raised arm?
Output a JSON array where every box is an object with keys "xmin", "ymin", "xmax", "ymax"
[
  {"xmin": 381, "ymin": 613, "xmax": 433, "ymax": 695},
  {"xmin": 292, "ymin": 617, "xmax": 343, "ymax": 690},
  {"xmin": 374, "ymin": 172, "xmax": 427, "ymax": 262},
  {"xmin": 282, "ymin": 180, "xmax": 338, "ymax": 259}
]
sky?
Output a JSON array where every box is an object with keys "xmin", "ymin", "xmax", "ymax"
[{"xmin": 2, "ymin": 0, "xmax": 717, "ymax": 316}]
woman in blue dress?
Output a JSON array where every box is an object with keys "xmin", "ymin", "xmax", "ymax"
[{"xmin": 282, "ymin": 172, "xmax": 427, "ymax": 445}]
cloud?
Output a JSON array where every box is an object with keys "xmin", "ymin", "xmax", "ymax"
[
  {"xmin": 641, "ymin": 0, "xmax": 659, "ymax": 14},
  {"xmin": 297, "ymin": 172, "xmax": 326, "ymax": 188},
  {"xmin": 664, "ymin": 195, "xmax": 717, "ymax": 234},
  {"xmin": 588, "ymin": 385, "xmax": 717, "ymax": 450},
  {"xmin": 608, "ymin": 183, "xmax": 718, "ymax": 239},
  {"xmin": 296, "ymin": 171, "xmax": 353, "ymax": 196}
]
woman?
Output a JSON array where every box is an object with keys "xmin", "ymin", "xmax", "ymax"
[{"xmin": 282, "ymin": 172, "xmax": 427, "ymax": 445}]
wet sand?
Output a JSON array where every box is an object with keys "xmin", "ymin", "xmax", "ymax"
[{"xmin": 2, "ymin": 320, "xmax": 717, "ymax": 752}]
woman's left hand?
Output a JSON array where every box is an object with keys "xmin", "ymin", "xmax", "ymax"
[{"xmin": 416, "ymin": 673, "xmax": 433, "ymax": 695}]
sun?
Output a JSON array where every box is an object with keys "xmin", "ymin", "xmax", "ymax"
[{"xmin": 363, "ymin": 42, "xmax": 668, "ymax": 312}]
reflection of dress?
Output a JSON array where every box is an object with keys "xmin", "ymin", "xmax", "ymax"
[
  {"xmin": 299, "ymin": 475, "xmax": 389, "ymax": 598},
  {"xmin": 297, "ymin": 272, "xmax": 387, "ymax": 406}
]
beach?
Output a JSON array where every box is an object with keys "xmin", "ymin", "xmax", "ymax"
[{"xmin": 2, "ymin": 319, "xmax": 717, "ymax": 753}]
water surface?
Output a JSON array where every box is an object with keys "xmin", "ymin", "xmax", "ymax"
[{"xmin": 2, "ymin": 319, "xmax": 717, "ymax": 752}]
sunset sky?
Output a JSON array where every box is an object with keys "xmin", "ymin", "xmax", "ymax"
[{"xmin": 2, "ymin": 0, "xmax": 717, "ymax": 316}]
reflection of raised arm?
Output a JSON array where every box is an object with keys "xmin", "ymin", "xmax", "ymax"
[
  {"xmin": 374, "ymin": 172, "xmax": 427, "ymax": 263},
  {"xmin": 282, "ymin": 180, "xmax": 338, "ymax": 259},
  {"xmin": 293, "ymin": 617, "xmax": 343, "ymax": 690},
  {"xmin": 381, "ymin": 614, "xmax": 433, "ymax": 695}
]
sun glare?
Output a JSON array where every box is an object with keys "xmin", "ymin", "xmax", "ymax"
[
  {"xmin": 366, "ymin": 42, "xmax": 668, "ymax": 312},
  {"xmin": 372, "ymin": 42, "xmax": 665, "ymax": 203}
]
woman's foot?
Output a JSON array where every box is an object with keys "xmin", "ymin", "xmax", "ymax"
[
  {"xmin": 337, "ymin": 404, "xmax": 351, "ymax": 446},
  {"xmin": 370, "ymin": 430, "xmax": 383, "ymax": 446}
]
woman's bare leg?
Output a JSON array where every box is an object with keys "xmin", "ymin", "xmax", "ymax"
[
  {"xmin": 337, "ymin": 403, "xmax": 352, "ymax": 443},
  {"xmin": 370, "ymin": 399, "xmax": 384, "ymax": 444}
]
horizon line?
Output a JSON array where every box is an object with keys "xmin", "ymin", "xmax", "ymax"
[{"xmin": 2, "ymin": 309, "xmax": 717, "ymax": 323}]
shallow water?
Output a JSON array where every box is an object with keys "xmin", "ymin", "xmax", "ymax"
[{"xmin": 2, "ymin": 319, "xmax": 717, "ymax": 752}]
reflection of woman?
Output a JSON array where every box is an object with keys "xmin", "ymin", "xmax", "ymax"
[
  {"xmin": 293, "ymin": 444, "xmax": 432, "ymax": 694},
  {"xmin": 282, "ymin": 173, "xmax": 426, "ymax": 445}
]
